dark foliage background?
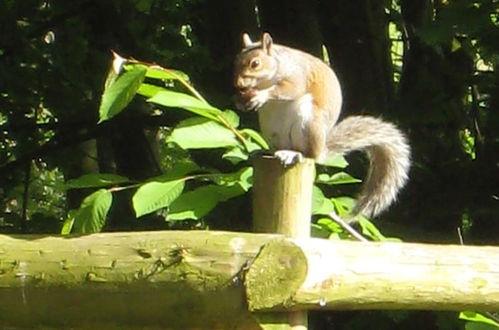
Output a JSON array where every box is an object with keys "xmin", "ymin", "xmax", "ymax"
[{"xmin": 1, "ymin": 0, "xmax": 497, "ymax": 328}]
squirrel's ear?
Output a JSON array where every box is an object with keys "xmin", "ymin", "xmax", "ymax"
[
  {"xmin": 261, "ymin": 32, "xmax": 273, "ymax": 53},
  {"xmin": 242, "ymin": 33, "xmax": 253, "ymax": 47}
]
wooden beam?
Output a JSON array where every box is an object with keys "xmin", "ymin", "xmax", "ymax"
[{"xmin": 1, "ymin": 231, "xmax": 498, "ymax": 328}]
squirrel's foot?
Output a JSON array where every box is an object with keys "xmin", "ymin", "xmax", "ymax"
[{"xmin": 274, "ymin": 150, "xmax": 304, "ymax": 167}]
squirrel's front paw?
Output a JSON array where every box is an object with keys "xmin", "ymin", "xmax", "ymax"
[
  {"xmin": 249, "ymin": 89, "xmax": 270, "ymax": 109},
  {"xmin": 235, "ymin": 87, "xmax": 272, "ymax": 111},
  {"xmin": 274, "ymin": 150, "xmax": 304, "ymax": 167}
]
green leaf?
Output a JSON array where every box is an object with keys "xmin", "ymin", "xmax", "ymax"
[
  {"xmin": 73, "ymin": 189, "xmax": 113, "ymax": 233},
  {"xmin": 222, "ymin": 146, "xmax": 249, "ymax": 164},
  {"xmin": 312, "ymin": 186, "xmax": 335, "ymax": 215},
  {"xmin": 316, "ymin": 172, "xmax": 361, "ymax": 185},
  {"xmin": 164, "ymin": 160, "xmax": 201, "ymax": 179},
  {"xmin": 465, "ymin": 323, "xmax": 499, "ymax": 330},
  {"xmin": 240, "ymin": 128, "xmax": 269, "ymax": 149},
  {"xmin": 145, "ymin": 67, "xmax": 190, "ymax": 81},
  {"xmin": 220, "ymin": 109, "xmax": 240, "ymax": 127},
  {"xmin": 316, "ymin": 217, "xmax": 342, "ymax": 234},
  {"xmin": 168, "ymin": 117, "xmax": 240, "ymax": 149},
  {"xmin": 61, "ymin": 209, "xmax": 77, "ymax": 235},
  {"xmin": 460, "ymin": 312, "xmax": 499, "ymax": 328},
  {"xmin": 65, "ymin": 173, "xmax": 129, "ymax": 190},
  {"xmin": 332, "ymin": 196, "xmax": 356, "ymax": 214},
  {"xmin": 137, "ymin": 83, "xmax": 166, "ymax": 98},
  {"xmin": 98, "ymin": 65, "xmax": 147, "ymax": 123},
  {"xmin": 167, "ymin": 184, "xmax": 245, "ymax": 221},
  {"xmin": 132, "ymin": 179, "xmax": 185, "ymax": 217},
  {"xmin": 311, "ymin": 222, "xmax": 332, "ymax": 238},
  {"xmin": 318, "ymin": 155, "xmax": 349, "ymax": 168},
  {"xmin": 147, "ymin": 160, "xmax": 201, "ymax": 183},
  {"xmin": 147, "ymin": 90, "xmax": 221, "ymax": 120},
  {"xmin": 222, "ymin": 139, "xmax": 262, "ymax": 164},
  {"xmin": 357, "ymin": 217, "xmax": 402, "ymax": 242},
  {"xmin": 204, "ymin": 167, "xmax": 253, "ymax": 191}
]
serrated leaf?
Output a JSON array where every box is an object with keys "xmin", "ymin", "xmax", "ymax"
[
  {"xmin": 98, "ymin": 65, "xmax": 147, "ymax": 123},
  {"xmin": 132, "ymin": 179, "xmax": 185, "ymax": 217},
  {"xmin": 167, "ymin": 184, "xmax": 245, "ymax": 221},
  {"xmin": 72, "ymin": 189, "xmax": 112, "ymax": 233},
  {"xmin": 65, "ymin": 173, "xmax": 129, "ymax": 190},
  {"xmin": 147, "ymin": 90, "xmax": 221, "ymax": 120},
  {"xmin": 168, "ymin": 117, "xmax": 240, "ymax": 149}
]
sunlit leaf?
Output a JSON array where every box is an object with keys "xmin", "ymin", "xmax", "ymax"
[
  {"xmin": 460, "ymin": 311, "xmax": 499, "ymax": 328},
  {"xmin": 73, "ymin": 189, "xmax": 112, "ymax": 233},
  {"xmin": 331, "ymin": 196, "xmax": 356, "ymax": 216},
  {"xmin": 137, "ymin": 83, "xmax": 166, "ymax": 98},
  {"xmin": 61, "ymin": 209, "xmax": 77, "ymax": 235},
  {"xmin": 132, "ymin": 179, "xmax": 185, "ymax": 217},
  {"xmin": 222, "ymin": 146, "xmax": 249, "ymax": 164},
  {"xmin": 318, "ymin": 155, "xmax": 349, "ymax": 168},
  {"xmin": 145, "ymin": 66, "xmax": 190, "ymax": 81},
  {"xmin": 147, "ymin": 90, "xmax": 221, "ymax": 120},
  {"xmin": 98, "ymin": 65, "xmax": 147, "ymax": 123},
  {"xmin": 204, "ymin": 167, "xmax": 253, "ymax": 191},
  {"xmin": 312, "ymin": 186, "xmax": 335, "ymax": 215},
  {"xmin": 168, "ymin": 117, "xmax": 240, "ymax": 149},
  {"xmin": 220, "ymin": 109, "xmax": 240, "ymax": 127},
  {"xmin": 240, "ymin": 128, "xmax": 269, "ymax": 149},
  {"xmin": 167, "ymin": 184, "xmax": 245, "ymax": 221},
  {"xmin": 316, "ymin": 217, "xmax": 342, "ymax": 234}
]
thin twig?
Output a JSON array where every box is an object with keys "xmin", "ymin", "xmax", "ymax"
[
  {"xmin": 457, "ymin": 227, "xmax": 464, "ymax": 245},
  {"xmin": 328, "ymin": 212, "xmax": 368, "ymax": 242}
]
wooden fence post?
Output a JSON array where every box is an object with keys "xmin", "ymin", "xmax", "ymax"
[{"xmin": 252, "ymin": 154, "xmax": 315, "ymax": 329}]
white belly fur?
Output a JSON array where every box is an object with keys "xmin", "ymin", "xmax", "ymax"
[{"xmin": 258, "ymin": 93, "xmax": 313, "ymax": 153}]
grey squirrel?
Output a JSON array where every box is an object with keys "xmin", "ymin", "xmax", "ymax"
[{"xmin": 233, "ymin": 32, "xmax": 410, "ymax": 218}]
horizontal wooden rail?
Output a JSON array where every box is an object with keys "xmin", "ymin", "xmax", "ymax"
[{"xmin": 0, "ymin": 231, "xmax": 498, "ymax": 328}]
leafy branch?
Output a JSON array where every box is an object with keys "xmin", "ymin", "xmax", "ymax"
[{"xmin": 65, "ymin": 52, "xmax": 365, "ymax": 240}]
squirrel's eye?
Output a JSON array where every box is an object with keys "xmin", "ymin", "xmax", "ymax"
[{"xmin": 250, "ymin": 59, "xmax": 261, "ymax": 69}]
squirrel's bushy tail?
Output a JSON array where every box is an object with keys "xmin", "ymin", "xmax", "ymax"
[{"xmin": 327, "ymin": 116, "xmax": 410, "ymax": 218}]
